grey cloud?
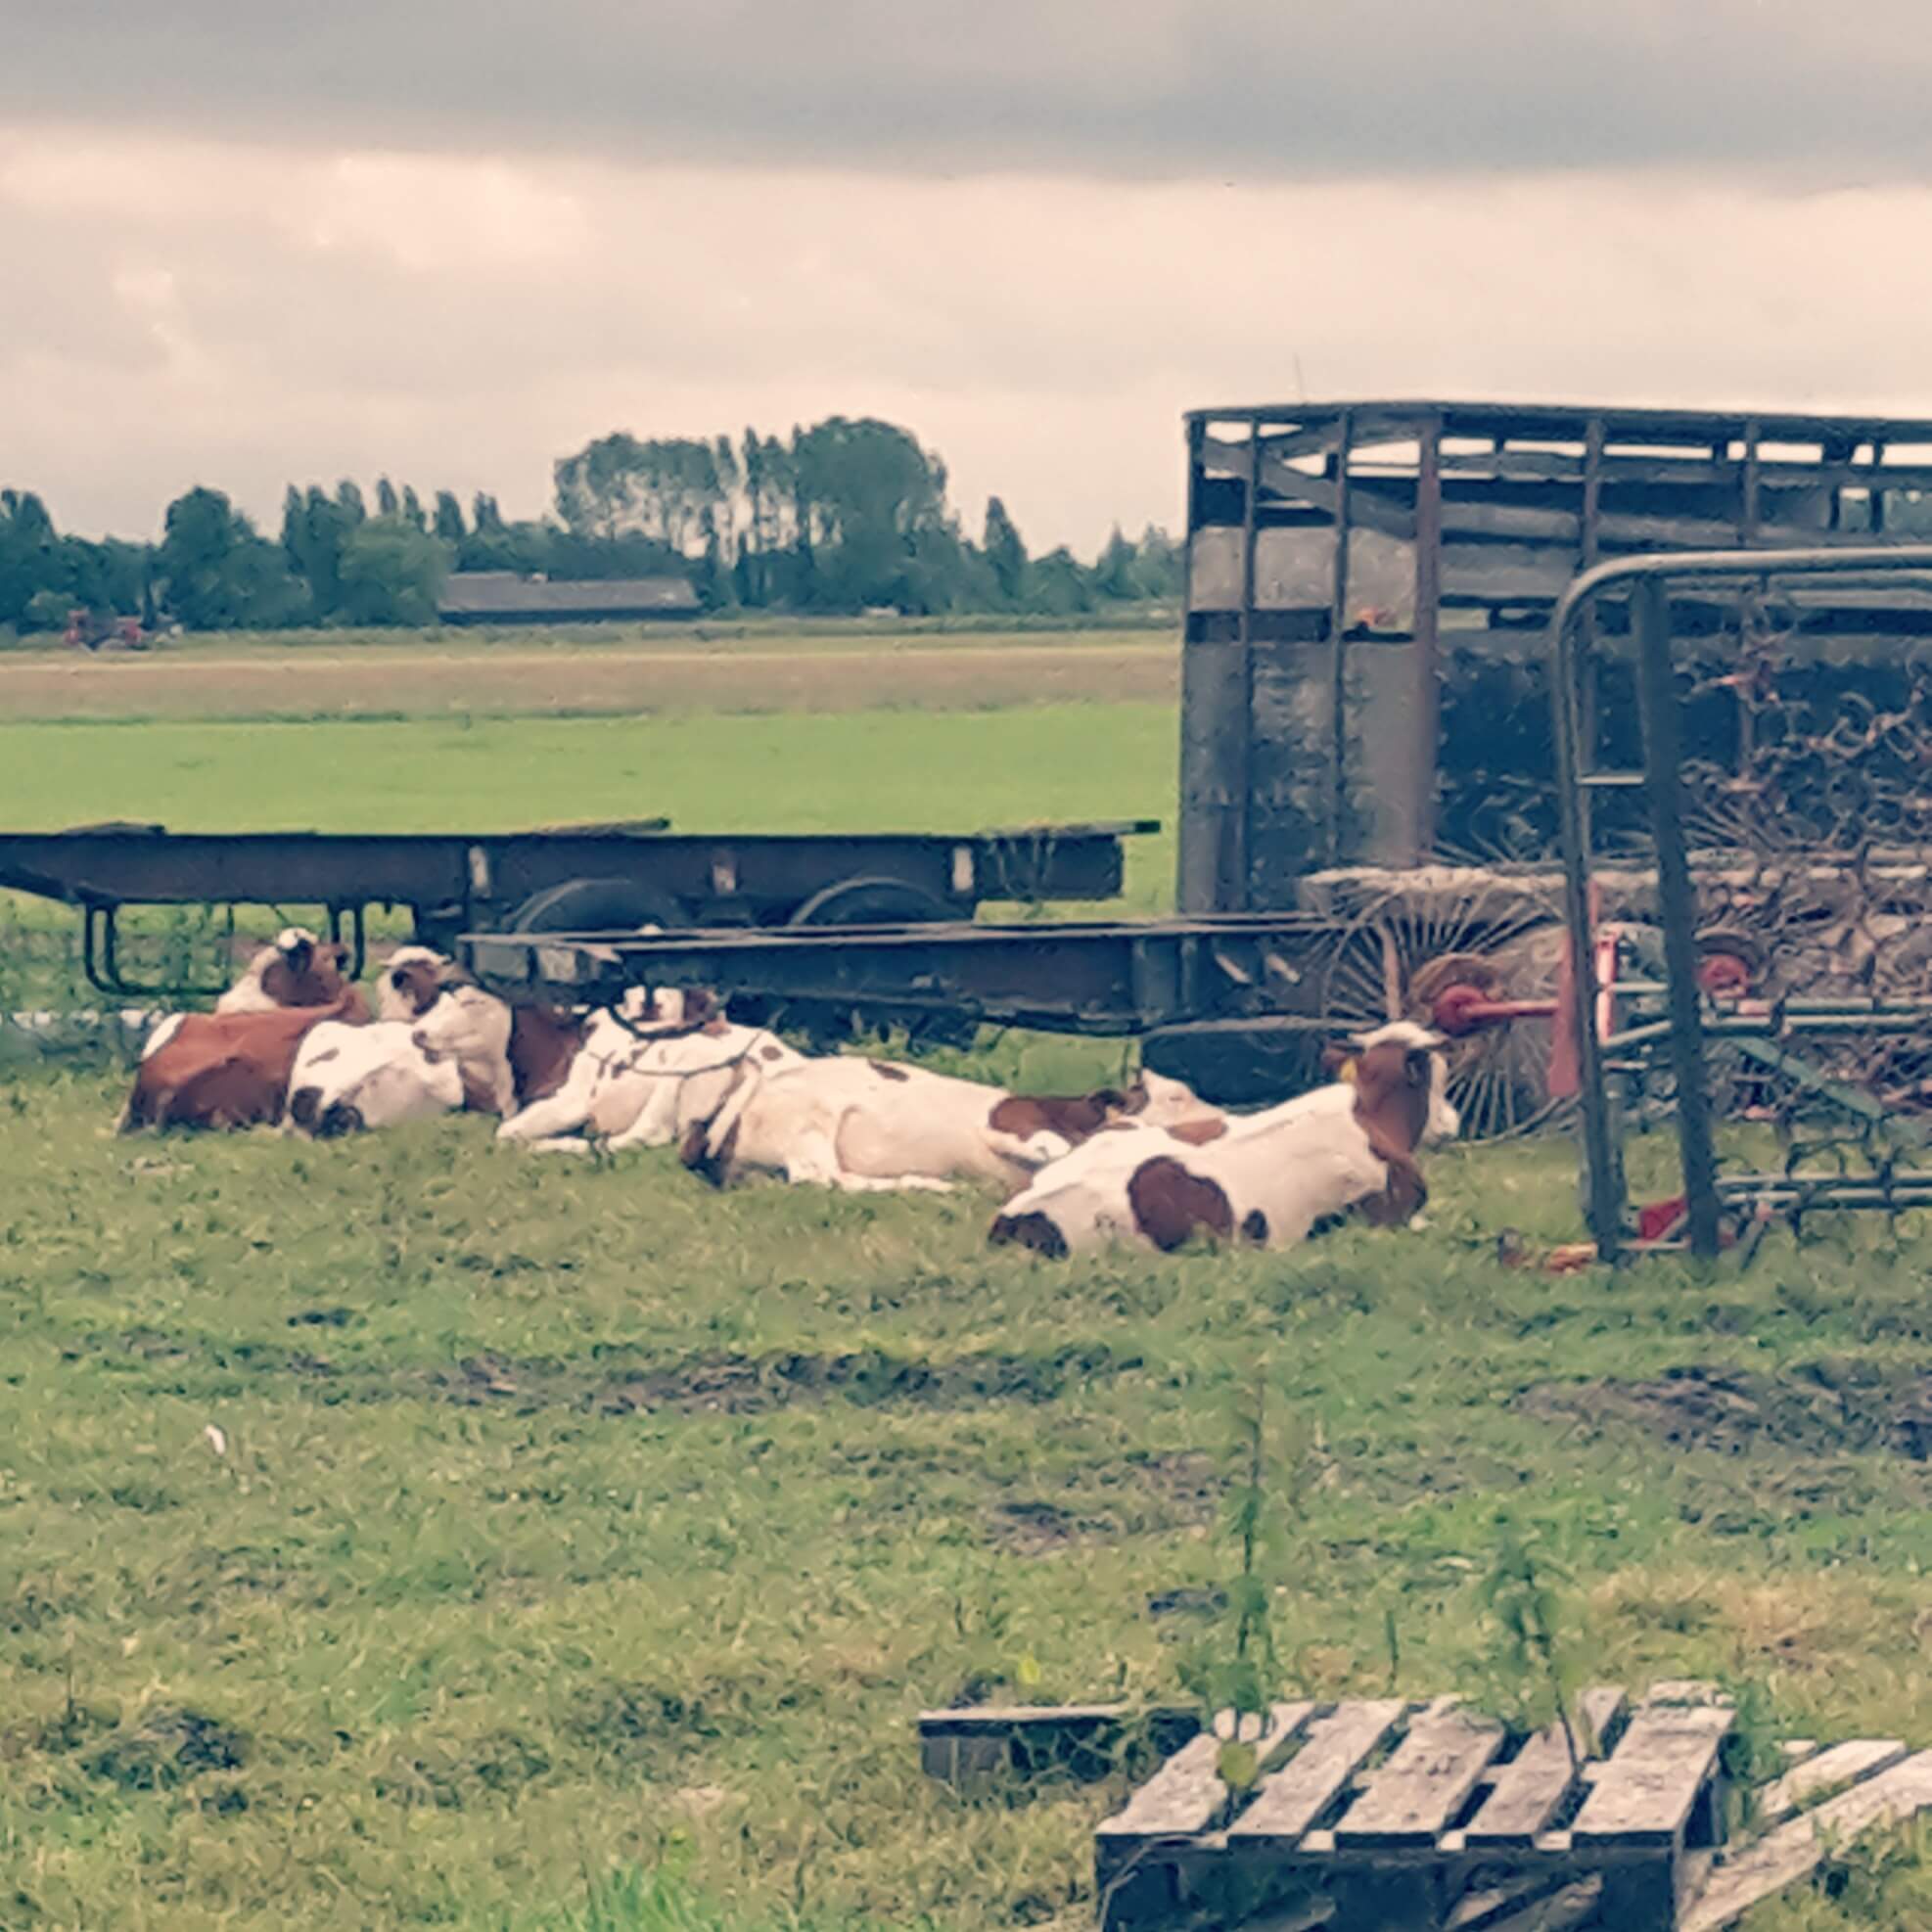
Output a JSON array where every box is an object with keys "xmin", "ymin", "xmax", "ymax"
[{"xmin": 7, "ymin": 1, "xmax": 1932, "ymax": 181}]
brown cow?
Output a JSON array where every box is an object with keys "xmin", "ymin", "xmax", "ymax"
[
  {"xmin": 215, "ymin": 929, "xmax": 356, "ymax": 1015},
  {"xmin": 117, "ymin": 988, "xmax": 368, "ymax": 1132}
]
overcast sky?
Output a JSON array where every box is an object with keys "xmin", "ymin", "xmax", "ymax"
[{"xmin": 10, "ymin": 2, "xmax": 1932, "ymax": 554}]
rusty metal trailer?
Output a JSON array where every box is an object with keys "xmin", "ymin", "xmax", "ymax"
[
  {"xmin": 459, "ymin": 400, "xmax": 1932, "ymax": 1135},
  {"xmin": 0, "ymin": 819, "xmax": 1153, "ymax": 1000}
]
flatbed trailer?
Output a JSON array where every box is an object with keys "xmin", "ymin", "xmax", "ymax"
[
  {"xmin": 0, "ymin": 819, "xmax": 1154, "ymax": 998},
  {"xmin": 458, "ymin": 904, "xmax": 1529, "ymax": 1106}
]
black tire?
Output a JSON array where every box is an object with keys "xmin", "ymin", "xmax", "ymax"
[
  {"xmin": 508, "ymin": 877, "xmax": 689, "ymax": 936},
  {"xmin": 788, "ymin": 876, "xmax": 955, "ymax": 930},
  {"xmin": 783, "ymin": 875, "xmax": 977, "ymax": 1051}
]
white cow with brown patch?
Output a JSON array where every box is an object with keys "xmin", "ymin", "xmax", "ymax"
[
  {"xmin": 988, "ymin": 1022, "xmax": 1457, "ymax": 1257},
  {"xmin": 381, "ymin": 945, "xmax": 582, "ymax": 1118},
  {"xmin": 496, "ymin": 989, "xmax": 805, "ymax": 1154},
  {"xmin": 681, "ymin": 1055, "xmax": 1204, "ymax": 1194},
  {"xmin": 285, "ymin": 1020, "xmax": 465, "ymax": 1136}
]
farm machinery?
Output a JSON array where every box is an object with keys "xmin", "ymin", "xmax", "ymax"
[
  {"xmin": 63, "ymin": 607, "xmax": 154, "ymax": 651},
  {"xmin": 461, "ymin": 401, "xmax": 1932, "ymax": 1258}
]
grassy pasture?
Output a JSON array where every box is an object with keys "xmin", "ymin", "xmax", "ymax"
[
  {"xmin": 4, "ymin": 629, "xmax": 1932, "ymax": 1927},
  {"xmin": 3, "ymin": 1082, "xmax": 1932, "ymax": 1930}
]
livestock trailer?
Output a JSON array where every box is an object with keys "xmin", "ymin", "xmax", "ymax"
[{"xmin": 460, "ymin": 399, "xmax": 1932, "ymax": 1135}]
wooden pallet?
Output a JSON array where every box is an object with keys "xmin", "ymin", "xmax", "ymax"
[
  {"xmin": 1089, "ymin": 1682, "xmax": 1930, "ymax": 1930},
  {"xmin": 917, "ymin": 1703, "xmax": 1199, "ymax": 1789}
]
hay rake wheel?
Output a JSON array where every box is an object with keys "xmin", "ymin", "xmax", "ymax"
[{"xmin": 1309, "ymin": 874, "xmax": 1572, "ymax": 1143}]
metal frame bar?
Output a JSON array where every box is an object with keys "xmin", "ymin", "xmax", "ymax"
[
  {"xmin": 1547, "ymin": 543, "xmax": 1932, "ymax": 1261},
  {"xmin": 1327, "ymin": 407, "xmax": 1356, "ymax": 865}
]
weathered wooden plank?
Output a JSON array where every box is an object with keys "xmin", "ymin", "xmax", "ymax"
[
  {"xmin": 1680, "ymin": 1749, "xmax": 1932, "ymax": 1932},
  {"xmin": 918, "ymin": 1702, "xmax": 1158, "ymax": 1784},
  {"xmin": 1570, "ymin": 1702, "xmax": 1734, "ymax": 1848},
  {"xmin": 1484, "ymin": 1878, "xmax": 1602, "ymax": 1932},
  {"xmin": 1577, "ymin": 1686, "xmax": 1628, "ymax": 1758},
  {"xmin": 1441, "ymin": 447, "xmax": 1932, "ymax": 489},
  {"xmin": 1439, "ymin": 540, "xmax": 1577, "ymax": 603},
  {"xmin": 1776, "ymin": 1738, "xmax": 1821, "ymax": 1767},
  {"xmin": 1333, "ymin": 1706, "xmax": 1505, "ymax": 1849},
  {"xmin": 1224, "ymin": 1700, "xmax": 1407, "ymax": 1848},
  {"xmin": 1461, "ymin": 1725, "xmax": 1582, "ymax": 1847},
  {"xmin": 1445, "ymin": 1874, "xmax": 1565, "ymax": 1929},
  {"xmin": 1759, "ymin": 1737, "xmax": 1907, "ymax": 1822},
  {"xmin": 917, "ymin": 1702, "xmax": 1127, "ymax": 1730},
  {"xmin": 1095, "ymin": 1703, "xmax": 1311, "ymax": 1846},
  {"xmin": 1448, "ymin": 1876, "xmax": 1601, "ymax": 1932},
  {"xmin": 1197, "ymin": 436, "xmax": 1416, "ymax": 540}
]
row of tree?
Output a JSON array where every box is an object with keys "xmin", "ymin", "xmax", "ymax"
[{"xmin": 0, "ymin": 417, "xmax": 1182, "ymax": 634}]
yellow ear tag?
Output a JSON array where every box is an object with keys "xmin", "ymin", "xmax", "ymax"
[{"xmin": 1339, "ymin": 1056, "xmax": 1358, "ymax": 1084}]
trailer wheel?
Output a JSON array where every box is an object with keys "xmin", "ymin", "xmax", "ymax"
[
  {"xmin": 508, "ymin": 877, "xmax": 689, "ymax": 936},
  {"xmin": 787, "ymin": 876, "xmax": 955, "ymax": 930},
  {"xmin": 784, "ymin": 875, "xmax": 978, "ymax": 1050},
  {"xmin": 1141, "ymin": 1026, "xmax": 1324, "ymax": 1109}
]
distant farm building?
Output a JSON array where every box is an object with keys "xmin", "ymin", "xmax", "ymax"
[{"xmin": 437, "ymin": 572, "xmax": 699, "ymax": 625}]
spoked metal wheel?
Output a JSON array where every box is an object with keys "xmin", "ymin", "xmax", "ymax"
[
  {"xmin": 1310, "ymin": 874, "xmax": 1572, "ymax": 1143},
  {"xmin": 779, "ymin": 875, "xmax": 979, "ymax": 1053}
]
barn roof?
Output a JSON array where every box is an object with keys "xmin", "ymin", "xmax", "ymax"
[{"xmin": 437, "ymin": 572, "xmax": 699, "ymax": 621}]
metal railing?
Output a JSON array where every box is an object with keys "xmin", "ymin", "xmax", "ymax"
[{"xmin": 1547, "ymin": 544, "xmax": 1932, "ymax": 1260}]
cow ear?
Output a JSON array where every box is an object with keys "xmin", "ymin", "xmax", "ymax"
[{"xmin": 1320, "ymin": 1044, "xmax": 1351, "ymax": 1076}]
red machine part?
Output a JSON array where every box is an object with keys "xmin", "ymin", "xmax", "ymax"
[
  {"xmin": 1429, "ymin": 982, "xmax": 1558, "ymax": 1037},
  {"xmin": 1423, "ymin": 904, "xmax": 1757, "ymax": 1104}
]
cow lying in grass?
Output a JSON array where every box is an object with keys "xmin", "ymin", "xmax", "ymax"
[
  {"xmin": 285, "ymin": 1019, "xmax": 465, "ymax": 1137},
  {"xmin": 382, "ymin": 945, "xmax": 582, "ymax": 1119},
  {"xmin": 988, "ymin": 1021, "xmax": 1457, "ymax": 1257},
  {"xmin": 681, "ymin": 1055, "xmax": 1204, "ymax": 1193},
  {"xmin": 118, "ymin": 988, "xmax": 368, "ymax": 1132},
  {"xmin": 278, "ymin": 944, "xmax": 584, "ymax": 1137},
  {"xmin": 137, "ymin": 930, "xmax": 359, "ymax": 1069},
  {"xmin": 496, "ymin": 988, "xmax": 804, "ymax": 1155}
]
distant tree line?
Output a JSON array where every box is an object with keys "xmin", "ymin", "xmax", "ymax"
[{"xmin": 0, "ymin": 416, "xmax": 1181, "ymax": 634}]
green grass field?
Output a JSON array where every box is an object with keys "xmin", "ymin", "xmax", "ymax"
[{"xmin": 3, "ymin": 632, "xmax": 1930, "ymax": 1929}]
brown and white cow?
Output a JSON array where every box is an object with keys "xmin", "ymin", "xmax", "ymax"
[
  {"xmin": 988, "ymin": 1022, "xmax": 1457, "ymax": 1257},
  {"xmin": 135, "ymin": 929, "xmax": 357, "ymax": 1067},
  {"xmin": 681, "ymin": 1054, "xmax": 1204, "ymax": 1193},
  {"xmin": 214, "ymin": 928, "xmax": 354, "ymax": 1016},
  {"xmin": 285, "ymin": 1019, "xmax": 465, "ymax": 1136},
  {"xmin": 496, "ymin": 988, "xmax": 805, "ymax": 1154},
  {"xmin": 117, "ymin": 987, "xmax": 368, "ymax": 1132},
  {"xmin": 380, "ymin": 945, "xmax": 581, "ymax": 1118}
]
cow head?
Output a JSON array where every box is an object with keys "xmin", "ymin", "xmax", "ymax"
[
  {"xmin": 1326, "ymin": 1021, "xmax": 1458, "ymax": 1149},
  {"xmin": 259, "ymin": 928, "xmax": 352, "ymax": 1007},
  {"xmin": 409, "ymin": 983, "xmax": 518, "ymax": 1112},
  {"xmin": 380, "ymin": 945, "xmax": 453, "ymax": 1022},
  {"xmin": 1119, "ymin": 1067, "xmax": 1207, "ymax": 1127},
  {"xmin": 617, "ymin": 985, "xmax": 724, "ymax": 1035}
]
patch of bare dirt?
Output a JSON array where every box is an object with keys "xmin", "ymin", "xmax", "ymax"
[
  {"xmin": 989, "ymin": 1499, "xmax": 1089, "ymax": 1554},
  {"xmin": 1517, "ymin": 1360, "xmax": 1932, "ymax": 1460}
]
